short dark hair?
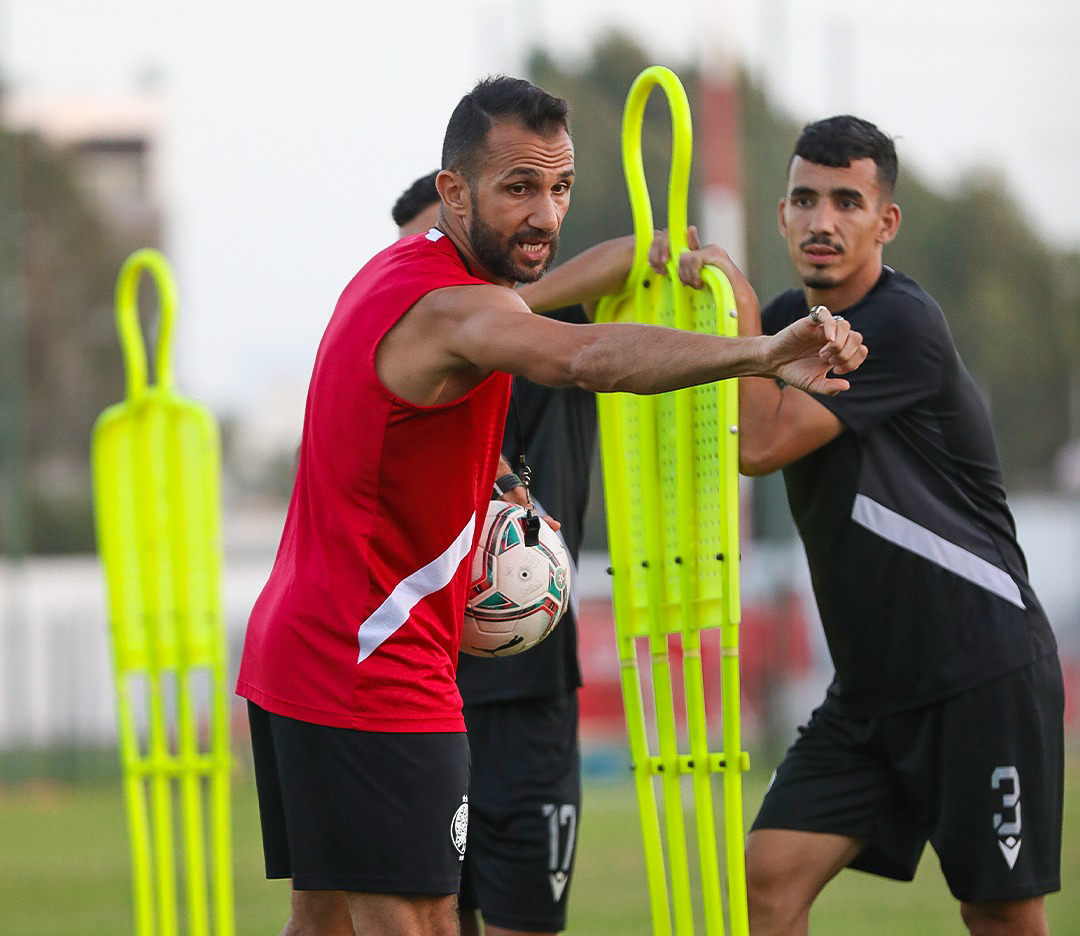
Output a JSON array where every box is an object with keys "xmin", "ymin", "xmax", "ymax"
[
  {"xmin": 392, "ymin": 170, "xmax": 440, "ymax": 228},
  {"xmin": 441, "ymin": 76, "xmax": 570, "ymax": 182},
  {"xmin": 792, "ymin": 115, "xmax": 898, "ymax": 196}
]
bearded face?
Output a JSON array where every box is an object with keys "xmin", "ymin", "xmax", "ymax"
[
  {"xmin": 457, "ymin": 120, "xmax": 574, "ymax": 286},
  {"xmin": 468, "ymin": 192, "xmax": 559, "ymax": 284}
]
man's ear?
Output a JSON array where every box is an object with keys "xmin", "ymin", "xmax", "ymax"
[
  {"xmin": 436, "ymin": 169, "xmax": 470, "ymax": 222},
  {"xmin": 777, "ymin": 197, "xmax": 789, "ymax": 238},
  {"xmin": 878, "ymin": 201, "xmax": 901, "ymax": 246}
]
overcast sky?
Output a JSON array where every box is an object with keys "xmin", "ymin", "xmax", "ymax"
[{"xmin": 5, "ymin": 0, "xmax": 1078, "ymax": 424}]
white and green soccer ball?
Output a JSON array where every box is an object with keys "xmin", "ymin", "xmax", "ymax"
[{"xmin": 462, "ymin": 500, "xmax": 571, "ymax": 657}]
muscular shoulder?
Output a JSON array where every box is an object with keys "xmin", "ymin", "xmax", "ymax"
[{"xmin": 414, "ymin": 280, "xmax": 530, "ymax": 326}]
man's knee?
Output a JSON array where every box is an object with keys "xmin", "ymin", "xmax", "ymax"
[
  {"xmin": 284, "ymin": 889, "xmax": 355, "ymax": 936},
  {"xmin": 345, "ymin": 891, "xmax": 459, "ymax": 936},
  {"xmin": 959, "ymin": 896, "xmax": 1048, "ymax": 936},
  {"xmin": 744, "ymin": 833, "xmax": 813, "ymax": 934},
  {"xmin": 745, "ymin": 828, "xmax": 864, "ymax": 935}
]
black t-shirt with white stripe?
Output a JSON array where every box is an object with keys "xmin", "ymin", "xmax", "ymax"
[
  {"xmin": 456, "ymin": 305, "xmax": 595, "ymax": 705},
  {"xmin": 762, "ymin": 268, "xmax": 1057, "ymax": 716}
]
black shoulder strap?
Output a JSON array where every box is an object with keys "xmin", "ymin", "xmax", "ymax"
[{"xmin": 508, "ymin": 381, "xmax": 541, "ymax": 546}]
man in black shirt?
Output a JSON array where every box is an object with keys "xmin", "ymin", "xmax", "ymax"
[
  {"xmin": 393, "ymin": 175, "xmax": 631, "ymax": 936},
  {"xmin": 665, "ymin": 117, "xmax": 1063, "ymax": 935}
]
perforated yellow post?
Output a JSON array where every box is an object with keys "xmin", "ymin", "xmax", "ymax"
[
  {"xmin": 91, "ymin": 249, "xmax": 234, "ymax": 936},
  {"xmin": 595, "ymin": 66, "xmax": 748, "ymax": 936}
]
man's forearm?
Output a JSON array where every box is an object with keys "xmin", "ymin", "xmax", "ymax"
[{"xmin": 566, "ymin": 323, "xmax": 772, "ymax": 395}]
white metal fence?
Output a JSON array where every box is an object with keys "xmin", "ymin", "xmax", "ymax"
[
  {"xmin": 0, "ymin": 496, "xmax": 1077, "ymax": 748},
  {"xmin": 0, "ymin": 554, "xmax": 272, "ymax": 747}
]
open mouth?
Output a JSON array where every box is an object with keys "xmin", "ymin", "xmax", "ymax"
[{"xmin": 515, "ymin": 240, "xmax": 550, "ymax": 264}]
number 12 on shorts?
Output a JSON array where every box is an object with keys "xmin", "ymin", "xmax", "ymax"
[
  {"xmin": 543, "ymin": 803, "xmax": 577, "ymax": 902},
  {"xmin": 992, "ymin": 765, "xmax": 1021, "ymax": 869}
]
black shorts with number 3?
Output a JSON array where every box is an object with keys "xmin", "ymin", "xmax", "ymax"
[{"xmin": 752, "ymin": 654, "xmax": 1064, "ymax": 903}]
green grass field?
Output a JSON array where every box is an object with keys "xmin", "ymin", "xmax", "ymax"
[{"xmin": 1, "ymin": 746, "xmax": 1076, "ymax": 935}]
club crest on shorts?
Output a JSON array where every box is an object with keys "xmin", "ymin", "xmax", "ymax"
[{"xmin": 451, "ymin": 794, "xmax": 469, "ymax": 859}]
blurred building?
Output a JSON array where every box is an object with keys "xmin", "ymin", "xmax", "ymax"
[{"xmin": 3, "ymin": 88, "xmax": 165, "ymax": 245}]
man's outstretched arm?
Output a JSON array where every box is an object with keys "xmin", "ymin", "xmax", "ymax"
[
  {"xmin": 377, "ymin": 248, "xmax": 866, "ymax": 408},
  {"xmin": 441, "ymin": 282, "xmax": 863, "ymax": 397}
]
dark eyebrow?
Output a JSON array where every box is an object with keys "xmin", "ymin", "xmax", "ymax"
[
  {"xmin": 499, "ymin": 167, "xmax": 576, "ymax": 184},
  {"xmin": 790, "ymin": 184, "xmax": 867, "ymax": 203},
  {"xmin": 501, "ymin": 167, "xmax": 541, "ymax": 181},
  {"xmin": 831, "ymin": 187, "xmax": 866, "ymax": 203}
]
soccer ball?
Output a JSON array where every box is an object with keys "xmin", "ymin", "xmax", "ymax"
[{"xmin": 462, "ymin": 500, "xmax": 571, "ymax": 657}]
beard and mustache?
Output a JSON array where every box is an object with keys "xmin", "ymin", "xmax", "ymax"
[
  {"xmin": 799, "ymin": 233, "xmax": 843, "ymax": 289},
  {"xmin": 467, "ymin": 194, "xmax": 559, "ymax": 284}
]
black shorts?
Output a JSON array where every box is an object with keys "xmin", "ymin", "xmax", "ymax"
[
  {"xmin": 752, "ymin": 654, "xmax": 1064, "ymax": 902},
  {"xmin": 246, "ymin": 701, "xmax": 470, "ymax": 894},
  {"xmin": 458, "ymin": 692, "xmax": 581, "ymax": 932}
]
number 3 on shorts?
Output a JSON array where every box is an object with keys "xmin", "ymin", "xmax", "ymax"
[{"xmin": 992, "ymin": 765, "xmax": 1022, "ymax": 869}]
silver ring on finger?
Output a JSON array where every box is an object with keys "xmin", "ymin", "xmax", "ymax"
[{"xmin": 809, "ymin": 305, "xmax": 826, "ymax": 325}]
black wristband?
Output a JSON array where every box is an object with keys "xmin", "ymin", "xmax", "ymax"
[{"xmin": 494, "ymin": 472, "xmax": 524, "ymax": 495}]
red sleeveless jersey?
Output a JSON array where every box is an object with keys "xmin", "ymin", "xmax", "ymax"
[{"xmin": 236, "ymin": 230, "xmax": 512, "ymax": 731}]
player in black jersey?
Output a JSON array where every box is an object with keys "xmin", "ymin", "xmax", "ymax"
[
  {"xmin": 394, "ymin": 175, "xmax": 631, "ymax": 936},
  {"xmin": 663, "ymin": 116, "xmax": 1063, "ymax": 936}
]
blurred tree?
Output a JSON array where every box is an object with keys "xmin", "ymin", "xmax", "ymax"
[
  {"xmin": 0, "ymin": 124, "xmax": 29, "ymax": 562},
  {"xmin": 889, "ymin": 173, "xmax": 1079, "ymax": 487},
  {"xmin": 1, "ymin": 126, "xmax": 141, "ymax": 553}
]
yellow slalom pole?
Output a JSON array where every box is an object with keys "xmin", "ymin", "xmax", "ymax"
[
  {"xmin": 599, "ymin": 385, "xmax": 674, "ymax": 936},
  {"xmin": 659, "ymin": 78, "xmax": 727, "ymax": 936},
  {"xmin": 596, "ymin": 64, "xmax": 749, "ymax": 936},
  {"xmin": 92, "ymin": 249, "xmax": 234, "ymax": 936},
  {"xmin": 639, "ymin": 391, "xmax": 695, "ymax": 936},
  {"xmin": 705, "ymin": 267, "xmax": 749, "ymax": 936},
  {"xmin": 634, "ymin": 68, "xmax": 696, "ymax": 936}
]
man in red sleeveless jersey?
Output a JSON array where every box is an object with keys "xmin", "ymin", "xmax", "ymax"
[
  {"xmin": 236, "ymin": 76, "xmax": 867, "ymax": 936},
  {"xmin": 394, "ymin": 173, "xmax": 635, "ymax": 936}
]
